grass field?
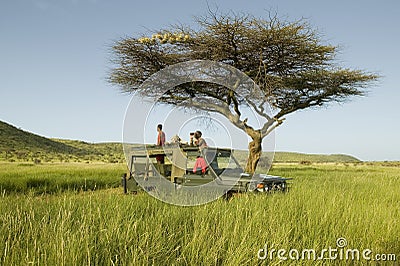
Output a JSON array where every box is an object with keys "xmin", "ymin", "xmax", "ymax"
[
  {"xmin": 0, "ymin": 162, "xmax": 124, "ymax": 195},
  {"xmin": 0, "ymin": 162, "xmax": 399, "ymax": 265}
]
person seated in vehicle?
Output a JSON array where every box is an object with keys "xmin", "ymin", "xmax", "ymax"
[{"xmin": 193, "ymin": 155, "xmax": 208, "ymax": 175}]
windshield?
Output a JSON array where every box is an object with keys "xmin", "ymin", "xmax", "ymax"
[{"xmin": 204, "ymin": 149, "xmax": 243, "ymax": 174}]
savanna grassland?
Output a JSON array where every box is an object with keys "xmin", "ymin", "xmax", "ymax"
[{"xmin": 0, "ymin": 162, "xmax": 399, "ymax": 265}]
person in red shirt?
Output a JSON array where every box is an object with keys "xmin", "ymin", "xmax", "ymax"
[
  {"xmin": 156, "ymin": 124, "xmax": 166, "ymax": 147},
  {"xmin": 156, "ymin": 124, "xmax": 166, "ymax": 175},
  {"xmin": 193, "ymin": 156, "xmax": 208, "ymax": 174}
]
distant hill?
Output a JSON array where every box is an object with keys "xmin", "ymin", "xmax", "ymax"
[
  {"xmin": 273, "ymin": 151, "xmax": 360, "ymax": 163},
  {"xmin": 0, "ymin": 120, "xmax": 360, "ymax": 164},
  {"xmin": 233, "ymin": 150, "xmax": 360, "ymax": 167},
  {"xmin": 0, "ymin": 121, "xmax": 87, "ymax": 154},
  {"xmin": 0, "ymin": 121, "xmax": 123, "ymax": 163},
  {"xmin": 54, "ymin": 139, "xmax": 123, "ymax": 161}
]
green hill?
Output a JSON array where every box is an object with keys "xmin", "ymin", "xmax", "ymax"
[
  {"xmin": 273, "ymin": 151, "xmax": 360, "ymax": 163},
  {"xmin": 0, "ymin": 120, "xmax": 360, "ymax": 164},
  {"xmin": 233, "ymin": 150, "xmax": 360, "ymax": 167},
  {"xmin": 54, "ymin": 139, "xmax": 123, "ymax": 162},
  {"xmin": 0, "ymin": 121, "xmax": 123, "ymax": 163},
  {"xmin": 0, "ymin": 120, "xmax": 88, "ymax": 154}
]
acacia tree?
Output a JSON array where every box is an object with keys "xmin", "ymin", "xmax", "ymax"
[{"xmin": 109, "ymin": 13, "xmax": 377, "ymax": 174}]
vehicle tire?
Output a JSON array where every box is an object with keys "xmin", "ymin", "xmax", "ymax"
[
  {"xmin": 223, "ymin": 191, "xmax": 234, "ymax": 201},
  {"xmin": 247, "ymin": 182, "xmax": 257, "ymax": 192}
]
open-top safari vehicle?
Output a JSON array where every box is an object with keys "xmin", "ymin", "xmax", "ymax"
[{"xmin": 122, "ymin": 144, "xmax": 290, "ymax": 198}]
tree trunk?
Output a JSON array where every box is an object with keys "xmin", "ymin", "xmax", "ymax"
[{"xmin": 244, "ymin": 129, "xmax": 262, "ymax": 174}]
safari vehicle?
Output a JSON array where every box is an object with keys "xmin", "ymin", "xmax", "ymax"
[{"xmin": 122, "ymin": 144, "xmax": 290, "ymax": 197}]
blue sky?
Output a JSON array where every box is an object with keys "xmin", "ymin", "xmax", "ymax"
[{"xmin": 1, "ymin": 0, "xmax": 399, "ymax": 161}]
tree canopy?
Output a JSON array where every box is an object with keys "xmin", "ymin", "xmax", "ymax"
[{"xmin": 109, "ymin": 12, "xmax": 378, "ymax": 173}]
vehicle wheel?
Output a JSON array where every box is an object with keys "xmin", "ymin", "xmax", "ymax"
[
  {"xmin": 247, "ymin": 182, "xmax": 257, "ymax": 192},
  {"xmin": 282, "ymin": 182, "xmax": 289, "ymax": 193},
  {"xmin": 223, "ymin": 191, "xmax": 234, "ymax": 201}
]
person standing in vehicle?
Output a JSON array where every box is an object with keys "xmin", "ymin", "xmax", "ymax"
[
  {"xmin": 194, "ymin": 130, "xmax": 207, "ymax": 149},
  {"xmin": 156, "ymin": 124, "xmax": 166, "ymax": 148},
  {"xmin": 156, "ymin": 124, "xmax": 166, "ymax": 175}
]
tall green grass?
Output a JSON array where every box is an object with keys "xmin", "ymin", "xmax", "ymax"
[
  {"xmin": 0, "ymin": 162, "xmax": 125, "ymax": 195},
  {"xmin": 0, "ymin": 163, "xmax": 399, "ymax": 265}
]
